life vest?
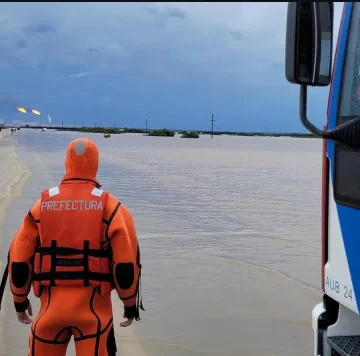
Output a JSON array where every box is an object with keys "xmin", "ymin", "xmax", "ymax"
[{"xmin": 32, "ymin": 183, "xmax": 113, "ymax": 297}]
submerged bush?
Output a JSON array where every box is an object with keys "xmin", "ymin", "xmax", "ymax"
[
  {"xmin": 181, "ymin": 131, "xmax": 199, "ymax": 138},
  {"xmin": 148, "ymin": 129, "xmax": 175, "ymax": 137}
]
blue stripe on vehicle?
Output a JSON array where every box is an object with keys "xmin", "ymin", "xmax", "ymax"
[{"xmin": 327, "ymin": 3, "xmax": 359, "ymax": 308}]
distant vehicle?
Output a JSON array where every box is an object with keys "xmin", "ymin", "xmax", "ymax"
[{"xmin": 41, "ymin": 128, "xmax": 47, "ymax": 132}]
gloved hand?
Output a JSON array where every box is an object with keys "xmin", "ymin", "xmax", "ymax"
[
  {"xmin": 17, "ymin": 299, "xmax": 33, "ymax": 324},
  {"xmin": 120, "ymin": 311, "xmax": 134, "ymax": 327},
  {"xmin": 120, "ymin": 305, "xmax": 137, "ymax": 327}
]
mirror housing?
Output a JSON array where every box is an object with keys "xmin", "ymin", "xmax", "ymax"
[
  {"xmin": 283, "ymin": 2, "xmax": 360, "ymax": 151},
  {"xmin": 285, "ymin": 1, "xmax": 334, "ymax": 87}
]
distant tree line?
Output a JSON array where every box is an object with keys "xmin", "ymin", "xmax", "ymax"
[{"xmin": 8, "ymin": 124, "xmax": 319, "ymax": 139}]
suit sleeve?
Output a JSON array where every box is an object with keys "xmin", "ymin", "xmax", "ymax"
[
  {"xmin": 105, "ymin": 194, "xmax": 142, "ymax": 319},
  {"xmin": 8, "ymin": 199, "xmax": 40, "ymax": 312}
]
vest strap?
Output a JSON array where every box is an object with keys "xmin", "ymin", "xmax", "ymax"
[
  {"xmin": 33, "ymin": 271, "xmax": 112, "ymax": 282},
  {"xmin": 35, "ymin": 245, "xmax": 110, "ymax": 258},
  {"xmin": 35, "ymin": 240, "xmax": 112, "ymax": 286},
  {"xmin": 0, "ymin": 263, "xmax": 8, "ymax": 310}
]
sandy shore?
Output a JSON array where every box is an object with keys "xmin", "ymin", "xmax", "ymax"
[
  {"xmin": 0, "ymin": 129, "xmax": 31, "ymax": 356},
  {"xmin": 0, "ymin": 129, "xmax": 30, "ymax": 240}
]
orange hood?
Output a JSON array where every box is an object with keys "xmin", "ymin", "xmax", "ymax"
[{"xmin": 62, "ymin": 138, "xmax": 101, "ymax": 186}]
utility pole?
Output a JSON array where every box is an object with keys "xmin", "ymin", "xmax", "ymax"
[
  {"xmin": 210, "ymin": 114, "xmax": 215, "ymax": 139},
  {"xmin": 145, "ymin": 118, "xmax": 148, "ymax": 135},
  {"xmin": 62, "ymin": 121, "xmax": 63, "ymax": 128},
  {"xmin": 82, "ymin": 121, "xmax": 84, "ymax": 127}
]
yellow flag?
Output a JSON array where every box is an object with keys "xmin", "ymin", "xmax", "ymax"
[
  {"xmin": 17, "ymin": 107, "xmax": 27, "ymax": 114},
  {"xmin": 32, "ymin": 109, "xmax": 40, "ymax": 115}
]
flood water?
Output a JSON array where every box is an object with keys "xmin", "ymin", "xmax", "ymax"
[{"xmin": 1, "ymin": 130, "xmax": 323, "ymax": 355}]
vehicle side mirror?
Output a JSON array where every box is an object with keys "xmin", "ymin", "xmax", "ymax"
[{"xmin": 285, "ymin": 1, "xmax": 333, "ymax": 87}]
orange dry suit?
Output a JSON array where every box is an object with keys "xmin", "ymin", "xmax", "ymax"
[{"xmin": 0, "ymin": 138, "xmax": 144, "ymax": 356}]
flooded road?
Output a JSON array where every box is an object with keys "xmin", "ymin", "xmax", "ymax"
[{"xmin": 0, "ymin": 130, "xmax": 322, "ymax": 355}]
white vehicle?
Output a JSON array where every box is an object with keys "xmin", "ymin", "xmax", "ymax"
[{"xmin": 286, "ymin": 2, "xmax": 360, "ymax": 355}]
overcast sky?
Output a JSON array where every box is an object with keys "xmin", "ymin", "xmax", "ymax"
[{"xmin": 0, "ymin": 2, "xmax": 344, "ymax": 131}]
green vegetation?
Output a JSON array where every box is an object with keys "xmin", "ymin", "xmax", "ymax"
[
  {"xmin": 198, "ymin": 130, "xmax": 317, "ymax": 138},
  {"xmin": 148, "ymin": 129, "xmax": 175, "ymax": 137},
  {"xmin": 55, "ymin": 126, "xmax": 145, "ymax": 135},
  {"xmin": 123, "ymin": 127, "xmax": 145, "ymax": 133},
  {"xmin": 56, "ymin": 127, "xmax": 123, "ymax": 134},
  {"xmin": 181, "ymin": 131, "xmax": 200, "ymax": 138}
]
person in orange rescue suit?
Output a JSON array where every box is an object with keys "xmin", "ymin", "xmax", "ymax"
[{"xmin": 0, "ymin": 137, "xmax": 144, "ymax": 356}]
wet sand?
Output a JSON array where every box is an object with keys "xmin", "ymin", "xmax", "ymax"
[
  {"xmin": 0, "ymin": 130, "xmax": 323, "ymax": 355},
  {"xmin": 0, "ymin": 129, "xmax": 30, "ymax": 356}
]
